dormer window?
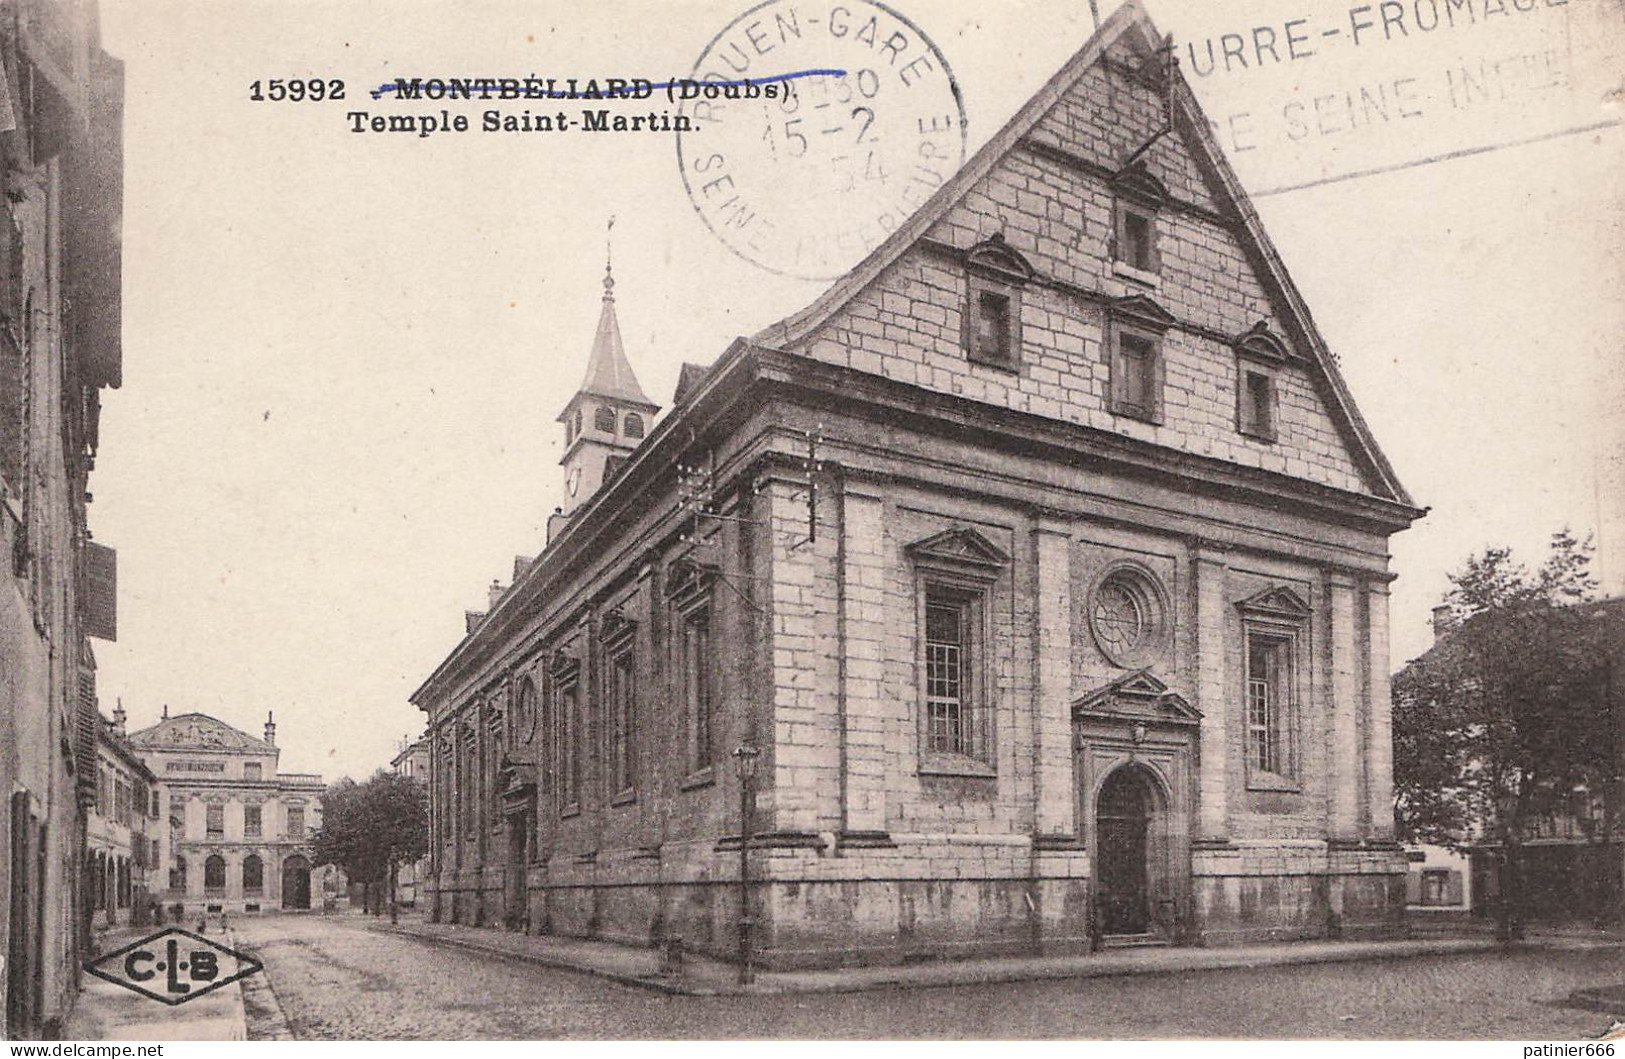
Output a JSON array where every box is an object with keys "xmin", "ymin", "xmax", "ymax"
[
  {"xmin": 1111, "ymin": 164, "xmax": 1167, "ymax": 282},
  {"xmin": 974, "ymin": 290, "xmax": 1010, "ymax": 362},
  {"xmin": 1108, "ymin": 295, "xmax": 1175, "ymax": 425},
  {"xmin": 1240, "ymin": 369, "xmax": 1276, "ymax": 440},
  {"xmin": 1233, "ymin": 322, "xmax": 1289, "ymax": 443},
  {"xmin": 961, "ymin": 235, "xmax": 1032, "ymax": 373},
  {"xmin": 1119, "ymin": 208, "xmax": 1155, "ymax": 271}
]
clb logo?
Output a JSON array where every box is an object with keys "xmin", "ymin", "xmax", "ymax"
[{"xmin": 85, "ymin": 927, "xmax": 262, "ymax": 1005}]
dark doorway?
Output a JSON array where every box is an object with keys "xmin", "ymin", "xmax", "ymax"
[
  {"xmin": 1097, "ymin": 766, "xmax": 1156, "ymax": 936},
  {"xmin": 504, "ymin": 810, "xmax": 530, "ymax": 931},
  {"xmin": 281, "ymin": 854, "xmax": 312, "ymax": 910}
]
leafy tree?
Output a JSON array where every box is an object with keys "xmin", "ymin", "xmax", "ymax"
[
  {"xmin": 1393, "ymin": 530, "xmax": 1609, "ymax": 939},
  {"xmin": 312, "ymin": 770, "xmax": 428, "ymax": 919}
]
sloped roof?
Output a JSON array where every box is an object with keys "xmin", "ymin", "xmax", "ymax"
[
  {"xmin": 562, "ymin": 265, "xmax": 656, "ymax": 414},
  {"xmin": 128, "ymin": 712, "xmax": 276, "ymax": 753},
  {"xmin": 749, "ymin": 0, "xmax": 1415, "ymax": 507}
]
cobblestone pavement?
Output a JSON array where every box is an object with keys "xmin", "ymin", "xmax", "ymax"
[{"xmin": 231, "ymin": 913, "xmax": 1625, "ymax": 1040}]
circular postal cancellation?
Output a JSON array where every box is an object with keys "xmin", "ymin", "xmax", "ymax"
[{"xmin": 676, "ymin": 0, "xmax": 967, "ymax": 281}]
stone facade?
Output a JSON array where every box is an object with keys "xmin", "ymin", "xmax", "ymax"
[
  {"xmin": 0, "ymin": 0, "xmax": 125, "ymax": 1037},
  {"xmin": 413, "ymin": 4, "xmax": 1423, "ymax": 969},
  {"xmin": 86, "ymin": 707, "xmax": 161, "ymax": 930},
  {"xmin": 127, "ymin": 712, "xmax": 327, "ymax": 917}
]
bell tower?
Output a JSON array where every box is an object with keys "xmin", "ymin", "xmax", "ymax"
[{"xmin": 555, "ymin": 243, "xmax": 658, "ymax": 520}]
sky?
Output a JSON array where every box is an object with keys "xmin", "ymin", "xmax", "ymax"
[{"xmin": 91, "ymin": 0, "xmax": 1624, "ymax": 780}]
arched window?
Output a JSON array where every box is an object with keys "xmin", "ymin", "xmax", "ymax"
[
  {"xmin": 243, "ymin": 854, "xmax": 264, "ymax": 893},
  {"xmin": 573, "ymin": 409, "xmax": 583, "ymax": 436},
  {"xmin": 204, "ymin": 854, "xmax": 227, "ymax": 891},
  {"xmin": 624, "ymin": 412, "xmax": 645, "ymax": 439},
  {"xmin": 594, "ymin": 405, "xmax": 617, "ymax": 433}
]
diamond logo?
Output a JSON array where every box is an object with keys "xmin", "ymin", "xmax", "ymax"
[{"xmin": 84, "ymin": 927, "xmax": 263, "ymax": 1006}]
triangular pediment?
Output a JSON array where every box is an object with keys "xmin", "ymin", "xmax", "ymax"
[
  {"xmin": 964, "ymin": 233, "xmax": 1034, "ymax": 284},
  {"xmin": 905, "ymin": 527, "xmax": 1011, "ymax": 569},
  {"xmin": 1237, "ymin": 586, "xmax": 1312, "ymax": 618},
  {"xmin": 1111, "ymin": 161, "xmax": 1168, "ymax": 206},
  {"xmin": 1111, "ymin": 294, "xmax": 1177, "ymax": 333},
  {"xmin": 1073, "ymin": 669, "xmax": 1201, "ymax": 723},
  {"xmin": 750, "ymin": 0, "xmax": 1418, "ymax": 509},
  {"xmin": 128, "ymin": 713, "xmax": 274, "ymax": 753}
]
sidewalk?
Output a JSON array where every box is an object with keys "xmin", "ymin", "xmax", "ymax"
[
  {"xmin": 364, "ymin": 916, "xmax": 1591, "ymax": 997},
  {"xmin": 65, "ymin": 926, "xmax": 252, "ymax": 1041}
]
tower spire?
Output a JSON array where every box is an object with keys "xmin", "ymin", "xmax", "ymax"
[{"xmin": 551, "ymin": 218, "xmax": 660, "ymax": 526}]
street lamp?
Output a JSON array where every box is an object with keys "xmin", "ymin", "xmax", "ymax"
[{"xmin": 732, "ymin": 741, "xmax": 761, "ymax": 986}]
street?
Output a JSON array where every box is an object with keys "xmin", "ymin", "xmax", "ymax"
[{"xmin": 230, "ymin": 913, "xmax": 1625, "ymax": 1039}]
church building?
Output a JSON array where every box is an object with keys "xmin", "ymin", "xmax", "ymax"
[{"xmin": 412, "ymin": 2, "xmax": 1425, "ymax": 968}]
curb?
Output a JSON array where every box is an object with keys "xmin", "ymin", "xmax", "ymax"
[
  {"xmin": 365, "ymin": 924, "xmax": 711, "ymax": 996},
  {"xmin": 361, "ymin": 925, "xmax": 1537, "ymax": 998},
  {"xmin": 232, "ymin": 933, "xmax": 297, "ymax": 1040}
]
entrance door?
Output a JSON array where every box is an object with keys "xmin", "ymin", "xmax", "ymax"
[
  {"xmin": 1097, "ymin": 766, "xmax": 1154, "ymax": 935},
  {"xmin": 281, "ymin": 855, "xmax": 312, "ymax": 910},
  {"xmin": 504, "ymin": 811, "xmax": 530, "ymax": 931}
]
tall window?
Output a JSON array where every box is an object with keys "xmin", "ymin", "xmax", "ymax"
[
  {"xmin": 244, "ymin": 804, "xmax": 261, "ymax": 837},
  {"xmin": 924, "ymin": 596, "xmax": 968, "ymax": 754},
  {"xmin": 286, "ymin": 807, "xmax": 305, "ymax": 838},
  {"xmin": 907, "ymin": 527, "xmax": 1007, "ymax": 773},
  {"xmin": 609, "ymin": 646, "xmax": 636, "ymax": 798},
  {"xmin": 206, "ymin": 804, "xmax": 224, "ymax": 838},
  {"xmin": 243, "ymin": 854, "xmax": 264, "ymax": 893},
  {"xmin": 555, "ymin": 672, "xmax": 582, "ymax": 811},
  {"xmin": 1246, "ymin": 634, "xmax": 1290, "ymax": 774},
  {"xmin": 204, "ymin": 854, "xmax": 226, "ymax": 892},
  {"xmin": 683, "ymin": 609, "xmax": 714, "ymax": 773},
  {"xmin": 170, "ymin": 856, "xmax": 187, "ymax": 893},
  {"xmin": 1236, "ymin": 584, "xmax": 1308, "ymax": 789}
]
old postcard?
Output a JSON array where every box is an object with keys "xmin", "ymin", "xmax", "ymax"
[{"xmin": 3, "ymin": 0, "xmax": 1623, "ymax": 1045}]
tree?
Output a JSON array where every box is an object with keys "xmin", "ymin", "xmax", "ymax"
[
  {"xmin": 1393, "ymin": 530, "xmax": 1609, "ymax": 940},
  {"xmin": 312, "ymin": 770, "xmax": 428, "ymax": 920}
]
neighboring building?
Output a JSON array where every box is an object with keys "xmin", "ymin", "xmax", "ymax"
[
  {"xmin": 391, "ymin": 736, "xmax": 430, "ymax": 908},
  {"xmin": 1399, "ymin": 598, "xmax": 1625, "ymax": 926},
  {"xmin": 0, "ymin": 0, "xmax": 125, "ymax": 1037},
  {"xmin": 412, "ymin": 4, "xmax": 1424, "ymax": 968},
  {"xmin": 85, "ymin": 704, "xmax": 160, "ymax": 930},
  {"xmin": 1405, "ymin": 844, "xmax": 1471, "ymax": 917},
  {"xmin": 126, "ymin": 710, "xmax": 325, "ymax": 917}
]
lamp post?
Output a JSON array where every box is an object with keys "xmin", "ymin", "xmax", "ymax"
[{"xmin": 732, "ymin": 741, "xmax": 761, "ymax": 985}]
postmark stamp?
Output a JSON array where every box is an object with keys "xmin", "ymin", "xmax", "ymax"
[{"xmin": 677, "ymin": 0, "xmax": 968, "ymax": 280}]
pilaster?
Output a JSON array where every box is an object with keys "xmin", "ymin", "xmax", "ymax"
[
  {"xmin": 1033, "ymin": 517, "xmax": 1076, "ymax": 839},
  {"xmin": 1328, "ymin": 573, "xmax": 1361, "ymax": 841},
  {"xmin": 839, "ymin": 482, "xmax": 889, "ymax": 837},
  {"xmin": 1365, "ymin": 581, "xmax": 1395, "ymax": 840},
  {"xmin": 1194, "ymin": 543, "xmax": 1230, "ymax": 842}
]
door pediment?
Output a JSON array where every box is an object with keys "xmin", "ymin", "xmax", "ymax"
[{"xmin": 1073, "ymin": 669, "xmax": 1201, "ymax": 726}]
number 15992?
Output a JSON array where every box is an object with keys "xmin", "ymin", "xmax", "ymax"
[{"xmin": 249, "ymin": 79, "xmax": 345, "ymax": 102}]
